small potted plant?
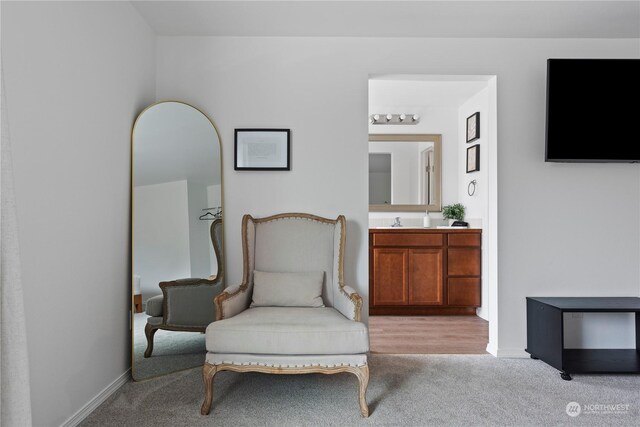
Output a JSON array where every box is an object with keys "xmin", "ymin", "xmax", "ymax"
[{"xmin": 442, "ymin": 203, "xmax": 465, "ymax": 226}]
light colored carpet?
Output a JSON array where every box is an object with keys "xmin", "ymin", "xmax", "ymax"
[
  {"xmin": 133, "ymin": 313, "xmax": 205, "ymax": 380},
  {"xmin": 82, "ymin": 354, "xmax": 640, "ymax": 426}
]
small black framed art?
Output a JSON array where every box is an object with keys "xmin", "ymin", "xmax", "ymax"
[
  {"xmin": 467, "ymin": 144, "xmax": 480, "ymax": 173},
  {"xmin": 466, "ymin": 112, "xmax": 480, "ymax": 143},
  {"xmin": 234, "ymin": 129, "xmax": 290, "ymax": 171}
]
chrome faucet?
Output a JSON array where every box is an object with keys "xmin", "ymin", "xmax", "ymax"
[{"xmin": 391, "ymin": 217, "xmax": 402, "ymax": 227}]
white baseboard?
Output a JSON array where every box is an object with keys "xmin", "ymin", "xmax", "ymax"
[
  {"xmin": 494, "ymin": 348, "xmax": 530, "ymax": 358},
  {"xmin": 60, "ymin": 369, "xmax": 130, "ymax": 427},
  {"xmin": 476, "ymin": 307, "xmax": 489, "ymax": 321},
  {"xmin": 485, "ymin": 342, "xmax": 498, "ymax": 356}
]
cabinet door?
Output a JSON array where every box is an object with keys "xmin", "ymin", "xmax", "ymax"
[
  {"xmin": 372, "ymin": 248, "xmax": 408, "ymax": 305},
  {"xmin": 408, "ymin": 249, "xmax": 443, "ymax": 305}
]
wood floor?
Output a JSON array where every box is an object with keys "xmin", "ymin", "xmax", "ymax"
[{"xmin": 368, "ymin": 315, "xmax": 489, "ymax": 354}]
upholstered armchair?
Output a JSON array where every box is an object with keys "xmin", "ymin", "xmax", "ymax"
[
  {"xmin": 144, "ymin": 219, "xmax": 224, "ymax": 358},
  {"xmin": 201, "ymin": 213, "xmax": 370, "ymax": 417}
]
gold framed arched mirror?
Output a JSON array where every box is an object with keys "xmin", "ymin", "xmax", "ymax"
[{"xmin": 131, "ymin": 101, "xmax": 223, "ymax": 380}]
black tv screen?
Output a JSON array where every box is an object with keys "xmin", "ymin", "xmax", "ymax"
[{"xmin": 545, "ymin": 59, "xmax": 640, "ymax": 163}]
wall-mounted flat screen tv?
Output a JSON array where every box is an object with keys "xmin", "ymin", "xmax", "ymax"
[{"xmin": 545, "ymin": 59, "xmax": 640, "ymax": 163}]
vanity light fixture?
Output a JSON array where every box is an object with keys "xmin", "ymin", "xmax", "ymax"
[{"xmin": 370, "ymin": 114, "xmax": 420, "ymax": 125}]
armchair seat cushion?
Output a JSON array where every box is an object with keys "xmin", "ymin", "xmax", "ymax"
[
  {"xmin": 206, "ymin": 307, "xmax": 369, "ymax": 355},
  {"xmin": 145, "ymin": 295, "xmax": 163, "ymax": 317}
]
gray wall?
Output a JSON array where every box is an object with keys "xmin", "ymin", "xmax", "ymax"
[
  {"xmin": 2, "ymin": 2, "xmax": 156, "ymax": 425},
  {"xmin": 157, "ymin": 36, "xmax": 640, "ymax": 353}
]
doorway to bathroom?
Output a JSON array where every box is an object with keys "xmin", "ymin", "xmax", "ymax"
[{"xmin": 367, "ymin": 74, "xmax": 498, "ymax": 355}]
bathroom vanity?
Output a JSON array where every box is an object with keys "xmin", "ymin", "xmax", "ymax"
[{"xmin": 369, "ymin": 228, "xmax": 481, "ymax": 315}]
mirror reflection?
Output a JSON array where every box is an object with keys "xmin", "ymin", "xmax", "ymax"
[
  {"xmin": 369, "ymin": 134, "xmax": 442, "ymax": 212},
  {"xmin": 132, "ymin": 101, "xmax": 223, "ymax": 380}
]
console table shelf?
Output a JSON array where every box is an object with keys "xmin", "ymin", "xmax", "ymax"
[{"xmin": 526, "ymin": 297, "xmax": 640, "ymax": 380}]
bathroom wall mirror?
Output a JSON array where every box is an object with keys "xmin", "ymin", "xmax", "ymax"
[
  {"xmin": 131, "ymin": 101, "xmax": 223, "ymax": 380},
  {"xmin": 369, "ymin": 134, "xmax": 442, "ymax": 212}
]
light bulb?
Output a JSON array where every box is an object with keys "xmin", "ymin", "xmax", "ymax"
[
  {"xmin": 399, "ymin": 114, "xmax": 407, "ymax": 121},
  {"xmin": 386, "ymin": 114, "xmax": 393, "ymax": 121},
  {"xmin": 412, "ymin": 114, "xmax": 420, "ymax": 122}
]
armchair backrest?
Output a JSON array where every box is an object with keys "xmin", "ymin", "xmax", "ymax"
[
  {"xmin": 242, "ymin": 213, "xmax": 345, "ymax": 308},
  {"xmin": 210, "ymin": 218, "xmax": 224, "ymax": 281}
]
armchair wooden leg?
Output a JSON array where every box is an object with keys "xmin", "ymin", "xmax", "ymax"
[
  {"xmin": 144, "ymin": 323, "xmax": 158, "ymax": 358},
  {"xmin": 201, "ymin": 363, "xmax": 218, "ymax": 415},
  {"xmin": 354, "ymin": 364, "xmax": 370, "ymax": 417}
]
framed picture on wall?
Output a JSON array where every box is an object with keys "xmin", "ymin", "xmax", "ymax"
[
  {"xmin": 234, "ymin": 129, "xmax": 290, "ymax": 170},
  {"xmin": 467, "ymin": 144, "xmax": 480, "ymax": 173},
  {"xmin": 466, "ymin": 112, "xmax": 480, "ymax": 143}
]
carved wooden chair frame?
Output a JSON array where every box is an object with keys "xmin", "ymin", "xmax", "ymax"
[{"xmin": 200, "ymin": 213, "xmax": 369, "ymax": 417}]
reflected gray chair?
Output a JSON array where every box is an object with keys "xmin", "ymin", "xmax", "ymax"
[
  {"xmin": 201, "ymin": 213, "xmax": 370, "ymax": 417},
  {"xmin": 144, "ymin": 218, "xmax": 224, "ymax": 358}
]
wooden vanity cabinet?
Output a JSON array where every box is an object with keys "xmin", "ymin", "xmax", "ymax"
[{"xmin": 369, "ymin": 229, "xmax": 481, "ymax": 315}]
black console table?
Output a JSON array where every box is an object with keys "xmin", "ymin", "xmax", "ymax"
[{"xmin": 526, "ymin": 297, "xmax": 640, "ymax": 380}]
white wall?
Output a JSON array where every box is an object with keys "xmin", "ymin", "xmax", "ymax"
[
  {"xmin": 564, "ymin": 313, "xmax": 636, "ymax": 349},
  {"xmin": 134, "ymin": 181, "xmax": 191, "ymax": 299},
  {"xmin": 458, "ymin": 86, "xmax": 491, "ymax": 319},
  {"xmin": 187, "ymin": 181, "xmax": 212, "ymax": 278},
  {"xmin": 2, "ymin": 2, "xmax": 156, "ymax": 425},
  {"xmin": 458, "ymin": 88, "xmax": 489, "ymax": 219},
  {"xmin": 157, "ymin": 36, "xmax": 640, "ymax": 352}
]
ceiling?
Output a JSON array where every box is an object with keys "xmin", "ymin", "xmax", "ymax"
[{"xmin": 131, "ymin": 1, "xmax": 640, "ymax": 38}]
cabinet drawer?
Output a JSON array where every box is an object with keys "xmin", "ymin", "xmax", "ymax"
[
  {"xmin": 448, "ymin": 248, "xmax": 481, "ymax": 276},
  {"xmin": 448, "ymin": 233, "xmax": 481, "ymax": 247},
  {"xmin": 448, "ymin": 278, "xmax": 481, "ymax": 306},
  {"xmin": 373, "ymin": 233, "xmax": 443, "ymax": 247}
]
